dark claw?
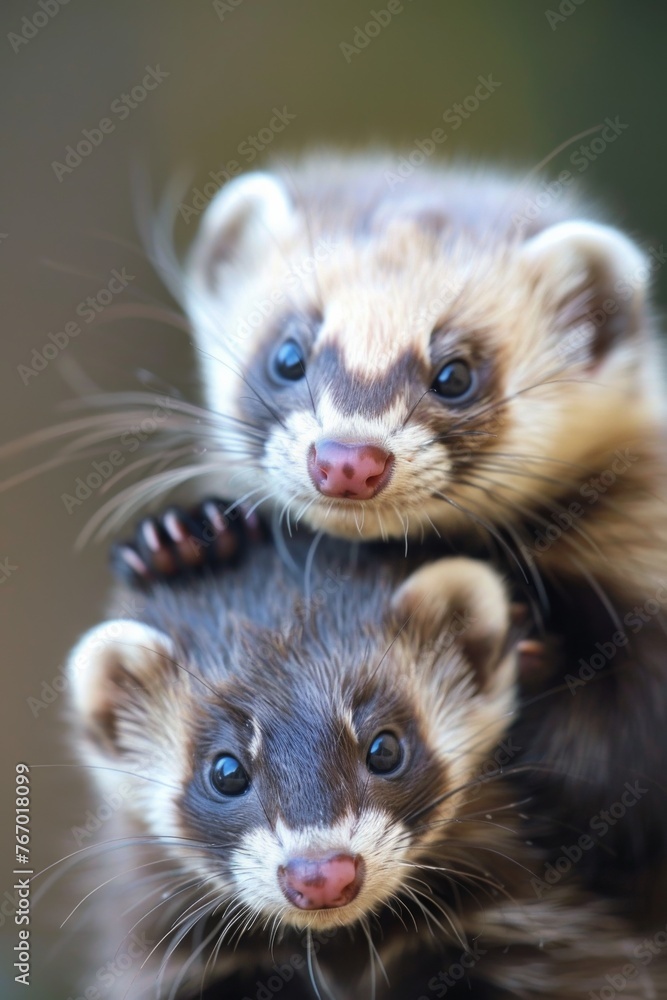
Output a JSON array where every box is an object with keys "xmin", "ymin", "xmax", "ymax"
[{"xmin": 109, "ymin": 497, "xmax": 268, "ymax": 588}]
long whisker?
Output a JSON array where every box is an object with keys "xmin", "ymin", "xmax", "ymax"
[
  {"xmin": 74, "ymin": 458, "xmax": 234, "ymax": 548},
  {"xmin": 432, "ymin": 488, "xmax": 531, "ymax": 586},
  {"xmin": 60, "ymin": 857, "xmax": 192, "ymax": 928},
  {"xmin": 165, "ymin": 911, "xmax": 227, "ymax": 1000},
  {"xmin": 191, "ymin": 343, "xmax": 287, "ymax": 430}
]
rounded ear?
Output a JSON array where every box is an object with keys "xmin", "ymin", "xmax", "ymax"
[
  {"xmin": 520, "ymin": 220, "xmax": 648, "ymax": 362},
  {"xmin": 67, "ymin": 620, "xmax": 177, "ymax": 755},
  {"xmin": 187, "ymin": 171, "xmax": 295, "ymax": 291},
  {"xmin": 390, "ymin": 558, "xmax": 512, "ymax": 689}
]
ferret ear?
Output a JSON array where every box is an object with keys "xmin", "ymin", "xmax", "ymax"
[
  {"xmin": 67, "ymin": 620, "xmax": 177, "ymax": 755},
  {"xmin": 188, "ymin": 171, "xmax": 295, "ymax": 290},
  {"xmin": 390, "ymin": 558, "xmax": 512, "ymax": 688},
  {"xmin": 520, "ymin": 220, "xmax": 648, "ymax": 362}
]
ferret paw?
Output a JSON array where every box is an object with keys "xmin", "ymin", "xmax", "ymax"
[{"xmin": 109, "ymin": 498, "xmax": 266, "ymax": 588}]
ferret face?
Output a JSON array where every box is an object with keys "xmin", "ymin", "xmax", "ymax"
[
  {"xmin": 68, "ymin": 556, "xmax": 516, "ymax": 934},
  {"xmin": 180, "ymin": 656, "xmax": 445, "ymax": 931},
  {"xmin": 185, "ymin": 161, "xmax": 655, "ymax": 541}
]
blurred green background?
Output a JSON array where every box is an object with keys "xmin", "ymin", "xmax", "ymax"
[{"xmin": 1, "ymin": 0, "xmax": 666, "ymax": 996}]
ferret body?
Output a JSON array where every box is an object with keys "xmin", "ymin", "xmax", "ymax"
[
  {"xmin": 163, "ymin": 153, "xmax": 667, "ymax": 893},
  {"xmin": 65, "ymin": 538, "xmax": 666, "ymax": 1000}
]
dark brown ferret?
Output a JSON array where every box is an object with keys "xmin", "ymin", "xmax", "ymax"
[{"xmin": 62, "ymin": 538, "xmax": 666, "ymax": 1000}]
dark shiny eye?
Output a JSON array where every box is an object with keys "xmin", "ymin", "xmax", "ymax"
[
  {"xmin": 366, "ymin": 732, "xmax": 403, "ymax": 775},
  {"xmin": 210, "ymin": 755, "xmax": 250, "ymax": 796},
  {"xmin": 432, "ymin": 359, "xmax": 476, "ymax": 402},
  {"xmin": 272, "ymin": 339, "xmax": 306, "ymax": 382}
]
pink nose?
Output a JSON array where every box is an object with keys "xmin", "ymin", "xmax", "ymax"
[
  {"xmin": 308, "ymin": 441, "xmax": 394, "ymax": 500},
  {"xmin": 278, "ymin": 853, "xmax": 362, "ymax": 910}
]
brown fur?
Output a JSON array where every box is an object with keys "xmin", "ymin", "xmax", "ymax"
[
  {"xmin": 178, "ymin": 153, "xmax": 667, "ymax": 897},
  {"xmin": 63, "ymin": 540, "xmax": 667, "ymax": 999}
]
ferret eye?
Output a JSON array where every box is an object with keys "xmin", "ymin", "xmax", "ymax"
[
  {"xmin": 210, "ymin": 755, "xmax": 250, "ymax": 796},
  {"xmin": 432, "ymin": 359, "xmax": 476, "ymax": 402},
  {"xmin": 367, "ymin": 732, "xmax": 402, "ymax": 775},
  {"xmin": 272, "ymin": 340, "xmax": 306, "ymax": 382}
]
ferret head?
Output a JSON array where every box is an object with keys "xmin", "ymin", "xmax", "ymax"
[
  {"xmin": 184, "ymin": 159, "xmax": 657, "ymax": 540},
  {"xmin": 67, "ymin": 557, "xmax": 517, "ymax": 934}
]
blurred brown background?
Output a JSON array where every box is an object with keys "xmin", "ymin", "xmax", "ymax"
[{"xmin": 1, "ymin": 0, "xmax": 666, "ymax": 995}]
